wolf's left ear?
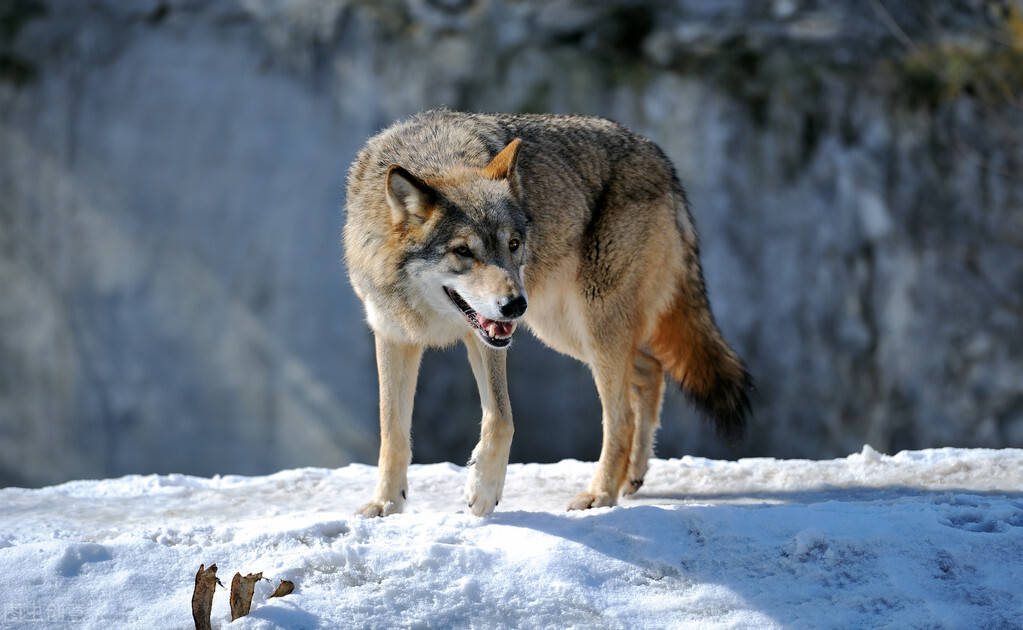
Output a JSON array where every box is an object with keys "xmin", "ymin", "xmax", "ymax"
[
  {"xmin": 385, "ymin": 165, "xmax": 434, "ymax": 226},
  {"xmin": 482, "ymin": 138, "xmax": 522, "ymax": 182}
]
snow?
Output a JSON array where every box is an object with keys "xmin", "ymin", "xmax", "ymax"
[{"xmin": 1, "ymin": 446, "xmax": 1022, "ymax": 629}]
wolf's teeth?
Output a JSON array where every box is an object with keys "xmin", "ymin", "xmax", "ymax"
[{"xmin": 487, "ymin": 322, "xmax": 498, "ymax": 338}]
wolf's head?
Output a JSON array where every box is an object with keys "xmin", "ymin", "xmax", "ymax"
[{"xmin": 385, "ymin": 139, "xmax": 528, "ymax": 349}]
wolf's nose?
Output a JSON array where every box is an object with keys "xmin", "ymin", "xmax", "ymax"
[{"xmin": 500, "ymin": 296, "xmax": 527, "ymax": 319}]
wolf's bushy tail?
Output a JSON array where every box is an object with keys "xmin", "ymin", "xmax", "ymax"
[{"xmin": 648, "ymin": 274, "xmax": 753, "ymax": 443}]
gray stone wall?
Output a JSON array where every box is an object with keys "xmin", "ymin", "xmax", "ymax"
[{"xmin": 2, "ymin": 0, "xmax": 1021, "ymax": 487}]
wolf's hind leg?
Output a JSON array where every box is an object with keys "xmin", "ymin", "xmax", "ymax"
[
  {"xmin": 623, "ymin": 349, "xmax": 665, "ymax": 496},
  {"xmin": 568, "ymin": 342, "xmax": 635, "ymax": 510},
  {"xmin": 358, "ymin": 336, "xmax": 423, "ymax": 518},
  {"xmin": 463, "ymin": 334, "xmax": 514, "ymax": 517}
]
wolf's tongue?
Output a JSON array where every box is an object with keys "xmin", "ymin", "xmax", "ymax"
[{"xmin": 475, "ymin": 313, "xmax": 514, "ymax": 338}]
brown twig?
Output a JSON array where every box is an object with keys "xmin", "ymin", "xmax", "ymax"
[
  {"xmin": 191, "ymin": 564, "xmax": 222, "ymax": 630},
  {"xmin": 269, "ymin": 579, "xmax": 296, "ymax": 598},
  {"xmin": 229, "ymin": 572, "xmax": 265, "ymax": 620}
]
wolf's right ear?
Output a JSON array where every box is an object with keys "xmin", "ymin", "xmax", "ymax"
[
  {"xmin": 385, "ymin": 166, "xmax": 434, "ymax": 226},
  {"xmin": 482, "ymin": 138, "xmax": 521, "ymax": 180},
  {"xmin": 483, "ymin": 138, "xmax": 523, "ymax": 200}
]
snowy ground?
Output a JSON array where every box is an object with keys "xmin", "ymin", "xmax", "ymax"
[{"xmin": 1, "ymin": 446, "xmax": 1022, "ymax": 629}]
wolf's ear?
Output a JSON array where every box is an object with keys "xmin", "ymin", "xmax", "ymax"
[
  {"xmin": 385, "ymin": 165, "xmax": 434, "ymax": 226},
  {"xmin": 482, "ymin": 138, "xmax": 522, "ymax": 181}
]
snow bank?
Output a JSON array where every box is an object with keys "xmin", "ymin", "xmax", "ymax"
[{"xmin": 1, "ymin": 447, "xmax": 1021, "ymax": 629}]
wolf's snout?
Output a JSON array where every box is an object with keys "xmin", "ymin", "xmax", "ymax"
[{"xmin": 500, "ymin": 295, "xmax": 527, "ymax": 319}]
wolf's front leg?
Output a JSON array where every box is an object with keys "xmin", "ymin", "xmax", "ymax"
[
  {"xmin": 358, "ymin": 335, "xmax": 423, "ymax": 518},
  {"xmin": 463, "ymin": 335, "xmax": 514, "ymax": 516}
]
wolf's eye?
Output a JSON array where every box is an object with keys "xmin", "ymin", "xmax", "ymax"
[
  {"xmin": 453, "ymin": 245, "xmax": 473, "ymax": 258},
  {"xmin": 508, "ymin": 239, "xmax": 520, "ymax": 252}
]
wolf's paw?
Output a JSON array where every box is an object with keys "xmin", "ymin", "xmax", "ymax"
[
  {"xmin": 567, "ymin": 491, "xmax": 617, "ymax": 511},
  {"xmin": 356, "ymin": 498, "xmax": 403, "ymax": 518},
  {"xmin": 465, "ymin": 465, "xmax": 502, "ymax": 517},
  {"xmin": 621, "ymin": 478, "xmax": 644, "ymax": 496},
  {"xmin": 624, "ymin": 457, "xmax": 650, "ymax": 496}
]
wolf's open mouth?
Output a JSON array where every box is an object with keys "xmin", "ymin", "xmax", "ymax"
[{"xmin": 443, "ymin": 287, "xmax": 516, "ymax": 348}]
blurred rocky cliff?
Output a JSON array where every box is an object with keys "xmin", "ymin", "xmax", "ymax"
[{"xmin": 2, "ymin": 0, "xmax": 1021, "ymax": 487}]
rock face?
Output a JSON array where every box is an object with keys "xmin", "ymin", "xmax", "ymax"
[{"xmin": 2, "ymin": 0, "xmax": 1021, "ymax": 487}]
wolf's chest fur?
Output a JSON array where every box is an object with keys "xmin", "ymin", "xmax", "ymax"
[{"xmin": 522, "ymin": 259, "xmax": 589, "ymax": 362}]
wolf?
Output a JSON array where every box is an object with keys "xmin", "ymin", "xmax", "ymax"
[{"xmin": 343, "ymin": 110, "xmax": 752, "ymax": 517}]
